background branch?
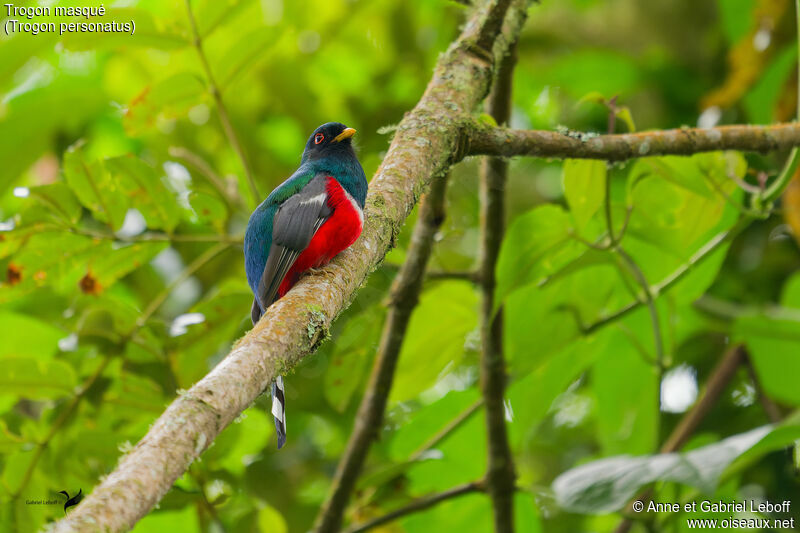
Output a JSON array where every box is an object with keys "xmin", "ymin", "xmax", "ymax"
[
  {"xmin": 468, "ymin": 123, "xmax": 800, "ymax": 162},
  {"xmin": 478, "ymin": 39, "xmax": 518, "ymax": 533},
  {"xmin": 314, "ymin": 172, "xmax": 450, "ymax": 533}
]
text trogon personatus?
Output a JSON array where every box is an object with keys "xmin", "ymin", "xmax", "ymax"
[{"xmin": 244, "ymin": 122, "xmax": 368, "ymax": 448}]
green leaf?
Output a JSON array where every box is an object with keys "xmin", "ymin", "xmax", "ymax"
[
  {"xmin": 781, "ymin": 272, "xmax": 800, "ymax": 308},
  {"xmin": 124, "ymin": 73, "xmax": 207, "ymax": 135},
  {"xmin": 616, "ymin": 106, "xmax": 636, "ymax": 132},
  {"xmin": 188, "ymin": 191, "xmax": 228, "ymax": 233},
  {"xmin": 390, "ymin": 282, "xmax": 478, "ymax": 403},
  {"xmin": 402, "ymin": 494, "xmax": 491, "ymax": 533},
  {"xmin": 592, "ymin": 329, "xmax": 658, "ymax": 455},
  {"xmin": 0, "ymin": 420, "xmax": 25, "ymax": 454},
  {"xmin": 576, "ymin": 91, "xmax": 607, "ymax": 106},
  {"xmin": 193, "ymin": 0, "xmax": 251, "ymax": 38},
  {"xmin": 217, "ymin": 409, "xmax": 271, "ymax": 474},
  {"xmin": 2, "ymin": 232, "xmax": 98, "ymax": 298},
  {"xmin": 734, "ymin": 316, "xmax": 800, "ymax": 405},
  {"xmin": 104, "ymin": 372, "xmax": 166, "ymax": 415},
  {"xmin": 0, "ymin": 357, "xmax": 77, "ymax": 399},
  {"xmin": 257, "ymin": 503, "xmax": 288, "ymax": 533},
  {"xmin": 504, "ymin": 283, "xmax": 582, "ymax": 376},
  {"xmin": 0, "ymin": 311, "xmax": 63, "ymax": 359},
  {"xmin": 131, "ymin": 506, "xmax": 200, "ymax": 533},
  {"xmin": 562, "ymin": 159, "xmax": 606, "ymax": 230},
  {"xmin": 63, "ymin": 144, "xmax": 128, "ymax": 231},
  {"xmin": 552, "ymin": 425, "xmax": 783, "ymax": 513},
  {"xmin": 106, "ymin": 156, "xmax": 181, "ymax": 231},
  {"xmin": 28, "ymin": 183, "xmax": 83, "ymax": 225},
  {"xmin": 717, "ymin": 0, "xmax": 755, "ymax": 43},
  {"xmin": 0, "ymin": 79, "xmax": 106, "ymax": 199},
  {"xmin": 87, "ymin": 242, "xmax": 168, "ymax": 292},
  {"xmin": 507, "ymin": 329, "xmax": 610, "ymax": 447},
  {"xmin": 0, "ymin": 226, "xmax": 38, "ymax": 260},
  {"xmin": 406, "ymin": 408, "xmax": 486, "ymax": 494},
  {"xmin": 216, "ymin": 27, "xmax": 276, "ymax": 88},
  {"xmin": 623, "ymin": 153, "xmax": 742, "ymax": 282},
  {"xmin": 495, "ymin": 205, "xmax": 580, "ymax": 307}
]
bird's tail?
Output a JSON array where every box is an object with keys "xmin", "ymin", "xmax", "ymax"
[{"xmin": 271, "ymin": 376, "xmax": 287, "ymax": 449}]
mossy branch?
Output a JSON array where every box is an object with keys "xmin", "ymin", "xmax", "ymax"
[{"xmin": 467, "ymin": 122, "xmax": 800, "ymax": 162}]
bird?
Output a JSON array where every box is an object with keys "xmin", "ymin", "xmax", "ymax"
[{"xmin": 244, "ymin": 122, "xmax": 368, "ymax": 449}]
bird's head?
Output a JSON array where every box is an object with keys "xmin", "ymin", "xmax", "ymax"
[{"xmin": 301, "ymin": 122, "xmax": 357, "ymax": 162}]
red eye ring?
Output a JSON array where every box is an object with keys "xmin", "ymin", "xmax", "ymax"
[{"xmin": 314, "ymin": 133, "xmax": 324, "ymax": 144}]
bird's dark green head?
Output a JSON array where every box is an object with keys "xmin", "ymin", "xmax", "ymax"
[{"xmin": 301, "ymin": 122, "xmax": 357, "ymax": 163}]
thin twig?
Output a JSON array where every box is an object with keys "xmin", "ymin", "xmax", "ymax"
[
  {"xmin": 184, "ymin": 0, "xmax": 260, "ymax": 206},
  {"xmin": 693, "ymin": 294, "xmax": 800, "ymax": 323},
  {"xmin": 344, "ymin": 481, "xmax": 485, "ymax": 533},
  {"xmin": 615, "ymin": 249, "xmax": 665, "ymax": 370},
  {"xmin": 478, "ymin": 38, "xmax": 518, "ymax": 533},
  {"xmin": 582, "ymin": 225, "xmax": 738, "ymax": 335},
  {"xmin": 313, "ymin": 174, "xmax": 451, "ymax": 533}
]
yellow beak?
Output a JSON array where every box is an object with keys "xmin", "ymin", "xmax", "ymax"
[{"xmin": 333, "ymin": 127, "xmax": 357, "ymax": 142}]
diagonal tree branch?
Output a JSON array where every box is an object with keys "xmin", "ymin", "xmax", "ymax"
[
  {"xmin": 314, "ymin": 172, "xmax": 451, "ymax": 533},
  {"xmin": 478, "ymin": 38, "xmax": 518, "ymax": 533},
  {"xmin": 467, "ymin": 122, "xmax": 800, "ymax": 162},
  {"xmin": 51, "ymin": 2, "xmax": 530, "ymax": 531}
]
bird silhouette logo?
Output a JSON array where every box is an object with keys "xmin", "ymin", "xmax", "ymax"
[{"xmin": 58, "ymin": 489, "xmax": 82, "ymax": 514}]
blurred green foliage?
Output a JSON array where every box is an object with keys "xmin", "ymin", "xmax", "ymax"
[{"xmin": 0, "ymin": 0, "xmax": 799, "ymax": 532}]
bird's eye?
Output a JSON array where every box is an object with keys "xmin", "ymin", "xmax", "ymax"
[{"xmin": 314, "ymin": 133, "xmax": 324, "ymax": 145}]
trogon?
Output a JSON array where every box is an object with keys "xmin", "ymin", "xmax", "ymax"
[{"xmin": 244, "ymin": 122, "xmax": 368, "ymax": 448}]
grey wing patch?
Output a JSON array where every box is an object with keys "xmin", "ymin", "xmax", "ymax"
[
  {"xmin": 255, "ymin": 174, "xmax": 332, "ymax": 314},
  {"xmin": 272, "ymin": 175, "xmax": 332, "ymax": 249}
]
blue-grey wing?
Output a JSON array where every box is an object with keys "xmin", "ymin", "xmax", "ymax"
[{"xmin": 252, "ymin": 174, "xmax": 331, "ymax": 323}]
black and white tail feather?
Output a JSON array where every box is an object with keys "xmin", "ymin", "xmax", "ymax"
[{"xmin": 271, "ymin": 376, "xmax": 287, "ymax": 449}]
